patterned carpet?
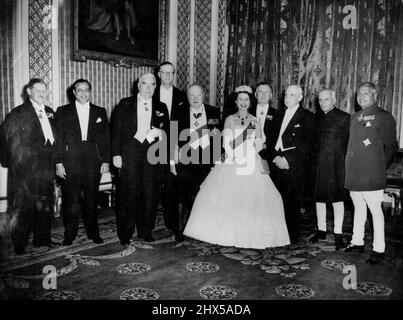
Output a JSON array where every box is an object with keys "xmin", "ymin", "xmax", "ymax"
[{"xmin": 0, "ymin": 208, "xmax": 402, "ymax": 300}]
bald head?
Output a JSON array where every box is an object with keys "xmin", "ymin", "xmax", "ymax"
[
  {"xmin": 187, "ymin": 84, "xmax": 205, "ymax": 110},
  {"xmin": 357, "ymin": 82, "xmax": 377, "ymax": 109},
  {"xmin": 284, "ymin": 85, "xmax": 303, "ymax": 109},
  {"xmin": 137, "ymin": 73, "xmax": 156, "ymax": 100}
]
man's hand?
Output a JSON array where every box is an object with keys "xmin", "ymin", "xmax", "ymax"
[
  {"xmin": 56, "ymin": 163, "xmax": 66, "ymax": 179},
  {"xmin": 273, "ymin": 156, "xmax": 289, "ymax": 170},
  {"xmin": 113, "ymin": 156, "xmax": 122, "ymax": 169},
  {"xmin": 210, "ymin": 127, "xmax": 220, "ymax": 137},
  {"xmin": 170, "ymin": 163, "xmax": 177, "ymax": 176},
  {"xmin": 147, "ymin": 127, "xmax": 163, "ymax": 141},
  {"xmin": 100, "ymin": 163, "xmax": 110, "ymax": 174}
]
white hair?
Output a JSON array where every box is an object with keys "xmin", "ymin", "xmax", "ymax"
[
  {"xmin": 319, "ymin": 89, "xmax": 336, "ymax": 100},
  {"xmin": 138, "ymin": 72, "xmax": 156, "ymax": 84},
  {"xmin": 287, "ymin": 85, "xmax": 303, "ymax": 96}
]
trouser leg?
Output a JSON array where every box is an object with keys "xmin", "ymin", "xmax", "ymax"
[
  {"xmin": 62, "ymin": 174, "xmax": 82, "ymax": 242},
  {"xmin": 350, "ymin": 191, "xmax": 367, "ymax": 246},
  {"xmin": 332, "ymin": 201, "xmax": 344, "ymax": 234},
  {"xmin": 363, "ymin": 190, "xmax": 385, "ymax": 253},
  {"xmin": 82, "ymin": 165, "xmax": 101, "ymax": 239},
  {"xmin": 316, "ymin": 202, "xmax": 327, "ymax": 232}
]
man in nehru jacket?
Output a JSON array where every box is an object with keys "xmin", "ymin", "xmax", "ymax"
[
  {"xmin": 344, "ymin": 82, "xmax": 398, "ymax": 264},
  {"xmin": 310, "ymin": 89, "xmax": 350, "ymax": 250}
]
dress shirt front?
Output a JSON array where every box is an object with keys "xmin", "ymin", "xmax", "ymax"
[
  {"xmin": 135, "ymin": 94, "xmax": 152, "ymax": 143},
  {"xmin": 275, "ymin": 104, "xmax": 300, "ymax": 151},
  {"xmin": 31, "ymin": 99, "xmax": 55, "ymax": 145},
  {"xmin": 256, "ymin": 103, "xmax": 269, "ymax": 142},
  {"xmin": 160, "ymin": 86, "xmax": 173, "ymax": 118},
  {"xmin": 75, "ymin": 101, "xmax": 90, "ymax": 141}
]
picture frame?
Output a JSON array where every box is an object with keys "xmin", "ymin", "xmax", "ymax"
[{"xmin": 72, "ymin": 0, "xmax": 167, "ymax": 68}]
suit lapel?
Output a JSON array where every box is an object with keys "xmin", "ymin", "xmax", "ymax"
[
  {"xmin": 87, "ymin": 104, "xmax": 97, "ymax": 140},
  {"xmin": 25, "ymin": 102, "xmax": 45, "ymax": 142},
  {"xmin": 283, "ymin": 107, "xmax": 302, "ymax": 137},
  {"xmin": 70, "ymin": 103, "xmax": 83, "ymax": 140}
]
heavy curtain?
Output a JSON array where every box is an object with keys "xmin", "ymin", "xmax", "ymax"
[{"xmin": 225, "ymin": 0, "xmax": 403, "ymax": 140}]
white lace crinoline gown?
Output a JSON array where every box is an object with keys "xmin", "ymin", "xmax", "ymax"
[{"xmin": 183, "ymin": 116, "xmax": 290, "ymax": 249}]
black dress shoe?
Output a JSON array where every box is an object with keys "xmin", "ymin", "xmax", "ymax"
[
  {"xmin": 310, "ymin": 230, "xmax": 327, "ymax": 243},
  {"xmin": 344, "ymin": 243, "xmax": 365, "ymax": 253},
  {"xmin": 174, "ymin": 233, "xmax": 185, "ymax": 243},
  {"xmin": 91, "ymin": 236, "xmax": 104, "ymax": 244},
  {"xmin": 120, "ymin": 240, "xmax": 130, "ymax": 246},
  {"xmin": 15, "ymin": 247, "xmax": 26, "ymax": 255},
  {"xmin": 334, "ymin": 234, "xmax": 345, "ymax": 251},
  {"xmin": 48, "ymin": 240, "xmax": 61, "ymax": 248},
  {"xmin": 366, "ymin": 251, "xmax": 385, "ymax": 264},
  {"xmin": 62, "ymin": 240, "xmax": 73, "ymax": 246},
  {"xmin": 143, "ymin": 236, "xmax": 155, "ymax": 243}
]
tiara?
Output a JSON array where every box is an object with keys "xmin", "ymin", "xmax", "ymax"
[{"xmin": 234, "ymin": 85, "xmax": 253, "ymax": 94}]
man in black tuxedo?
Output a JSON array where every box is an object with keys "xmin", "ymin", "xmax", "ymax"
[
  {"xmin": 55, "ymin": 79, "xmax": 110, "ymax": 246},
  {"xmin": 171, "ymin": 84, "xmax": 222, "ymax": 225},
  {"xmin": 265, "ymin": 85, "xmax": 315, "ymax": 244},
  {"xmin": 0, "ymin": 78, "xmax": 59, "ymax": 254},
  {"xmin": 249, "ymin": 82, "xmax": 277, "ymax": 163},
  {"xmin": 154, "ymin": 61, "xmax": 187, "ymax": 242},
  {"xmin": 111, "ymin": 73, "xmax": 169, "ymax": 244}
]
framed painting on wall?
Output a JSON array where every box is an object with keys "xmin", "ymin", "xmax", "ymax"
[{"xmin": 72, "ymin": 0, "xmax": 167, "ymax": 68}]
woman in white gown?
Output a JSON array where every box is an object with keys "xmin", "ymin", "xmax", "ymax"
[{"xmin": 183, "ymin": 86, "xmax": 290, "ymax": 249}]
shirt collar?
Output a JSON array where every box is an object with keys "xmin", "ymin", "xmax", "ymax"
[
  {"xmin": 191, "ymin": 104, "xmax": 204, "ymax": 115},
  {"xmin": 137, "ymin": 93, "xmax": 152, "ymax": 105},
  {"xmin": 75, "ymin": 101, "xmax": 90, "ymax": 109},
  {"xmin": 286, "ymin": 104, "xmax": 299, "ymax": 114},
  {"xmin": 160, "ymin": 85, "xmax": 173, "ymax": 93},
  {"xmin": 30, "ymin": 100, "xmax": 45, "ymax": 111},
  {"xmin": 361, "ymin": 103, "xmax": 378, "ymax": 114},
  {"xmin": 257, "ymin": 104, "xmax": 269, "ymax": 111}
]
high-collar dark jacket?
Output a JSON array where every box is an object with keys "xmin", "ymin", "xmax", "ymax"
[
  {"xmin": 111, "ymin": 96, "xmax": 170, "ymax": 163},
  {"xmin": 54, "ymin": 103, "xmax": 111, "ymax": 167},
  {"xmin": 345, "ymin": 104, "xmax": 398, "ymax": 191},
  {"xmin": 0, "ymin": 101, "xmax": 57, "ymax": 196}
]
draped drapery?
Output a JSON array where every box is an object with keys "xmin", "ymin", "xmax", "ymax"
[{"xmin": 225, "ymin": 0, "xmax": 403, "ymax": 140}]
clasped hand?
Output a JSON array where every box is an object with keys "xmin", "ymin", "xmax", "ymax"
[
  {"xmin": 273, "ymin": 156, "xmax": 289, "ymax": 170},
  {"xmin": 147, "ymin": 127, "xmax": 163, "ymax": 141}
]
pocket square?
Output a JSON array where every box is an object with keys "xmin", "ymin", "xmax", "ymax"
[
  {"xmin": 155, "ymin": 111, "xmax": 164, "ymax": 116},
  {"xmin": 178, "ymin": 102, "xmax": 184, "ymax": 105},
  {"xmin": 266, "ymin": 115, "xmax": 273, "ymax": 120},
  {"xmin": 96, "ymin": 117, "xmax": 102, "ymax": 123},
  {"xmin": 295, "ymin": 124, "xmax": 301, "ymax": 128}
]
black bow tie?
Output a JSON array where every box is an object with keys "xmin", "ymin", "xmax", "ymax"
[{"xmin": 193, "ymin": 113, "xmax": 202, "ymax": 119}]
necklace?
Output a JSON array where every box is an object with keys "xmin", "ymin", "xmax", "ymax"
[{"xmin": 236, "ymin": 112, "xmax": 248, "ymax": 126}]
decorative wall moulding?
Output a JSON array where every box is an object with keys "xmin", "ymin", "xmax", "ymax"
[{"xmin": 72, "ymin": 0, "xmax": 167, "ymax": 68}]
